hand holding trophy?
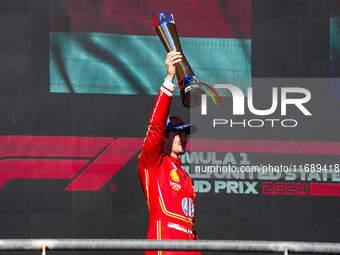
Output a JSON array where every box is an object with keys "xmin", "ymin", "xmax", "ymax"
[{"xmin": 152, "ymin": 12, "xmax": 204, "ymax": 107}]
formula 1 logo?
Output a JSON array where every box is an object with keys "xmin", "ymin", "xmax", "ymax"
[{"xmin": 0, "ymin": 136, "xmax": 143, "ymax": 191}]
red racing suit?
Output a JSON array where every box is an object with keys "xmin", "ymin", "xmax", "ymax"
[{"xmin": 138, "ymin": 79, "xmax": 200, "ymax": 255}]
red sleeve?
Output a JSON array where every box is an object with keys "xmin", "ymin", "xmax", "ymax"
[{"xmin": 139, "ymin": 79, "xmax": 177, "ymax": 169}]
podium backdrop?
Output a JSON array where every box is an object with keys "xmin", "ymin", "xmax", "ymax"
[{"xmin": 0, "ymin": 0, "xmax": 340, "ymax": 254}]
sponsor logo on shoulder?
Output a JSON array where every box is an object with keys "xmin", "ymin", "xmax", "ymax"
[
  {"xmin": 170, "ymin": 169, "xmax": 180, "ymax": 182},
  {"xmin": 170, "ymin": 168, "xmax": 181, "ymax": 191}
]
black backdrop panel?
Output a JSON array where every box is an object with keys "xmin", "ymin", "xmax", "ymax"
[{"xmin": 0, "ymin": 1, "xmax": 340, "ymax": 255}]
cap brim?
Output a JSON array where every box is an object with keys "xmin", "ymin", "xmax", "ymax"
[{"xmin": 168, "ymin": 124, "xmax": 197, "ymax": 135}]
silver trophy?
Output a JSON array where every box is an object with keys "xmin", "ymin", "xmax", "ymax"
[{"xmin": 152, "ymin": 12, "xmax": 204, "ymax": 107}]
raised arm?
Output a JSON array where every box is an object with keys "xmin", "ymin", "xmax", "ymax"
[{"xmin": 139, "ymin": 51, "xmax": 182, "ymax": 168}]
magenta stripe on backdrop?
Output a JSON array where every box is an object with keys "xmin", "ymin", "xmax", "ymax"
[{"xmin": 50, "ymin": 0, "xmax": 251, "ymax": 38}]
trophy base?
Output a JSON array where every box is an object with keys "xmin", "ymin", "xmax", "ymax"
[{"xmin": 180, "ymin": 82, "xmax": 205, "ymax": 108}]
